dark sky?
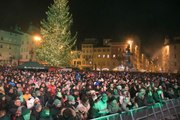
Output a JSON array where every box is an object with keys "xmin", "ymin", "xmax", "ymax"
[{"xmin": 0, "ymin": 0, "xmax": 180, "ymax": 55}]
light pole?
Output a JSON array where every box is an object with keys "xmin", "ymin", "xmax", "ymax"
[
  {"xmin": 30, "ymin": 35, "xmax": 42, "ymax": 61},
  {"xmin": 125, "ymin": 40, "xmax": 133, "ymax": 71}
]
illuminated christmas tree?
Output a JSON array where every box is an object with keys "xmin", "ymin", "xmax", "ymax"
[{"xmin": 36, "ymin": 0, "xmax": 76, "ymax": 66}]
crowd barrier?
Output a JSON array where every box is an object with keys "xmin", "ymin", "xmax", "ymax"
[{"xmin": 90, "ymin": 97, "xmax": 180, "ymax": 120}]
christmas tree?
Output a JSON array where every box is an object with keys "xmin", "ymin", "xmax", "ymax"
[{"xmin": 36, "ymin": 0, "xmax": 76, "ymax": 66}]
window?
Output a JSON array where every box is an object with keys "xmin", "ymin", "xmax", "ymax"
[
  {"xmin": 113, "ymin": 54, "xmax": 116, "ymax": 58},
  {"xmin": 174, "ymin": 54, "xmax": 176, "ymax": 58},
  {"xmin": 118, "ymin": 48, "xmax": 121, "ymax": 52},
  {"xmin": 20, "ymin": 55, "xmax": 22, "ymax": 59},
  {"xmin": 103, "ymin": 55, "xmax": 105, "ymax": 58},
  {"xmin": 98, "ymin": 55, "xmax": 101, "ymax": 58},
  {"xmin": 77, "ymin": 61, "xmax": 81, "ymax": 65},
  {"xmin": 107, "ymin": 55, "xmax": 109, "ymax": 58},
  {"xmin": 26, "ymin": 55, "xmax": 28, "ymax": 59}
]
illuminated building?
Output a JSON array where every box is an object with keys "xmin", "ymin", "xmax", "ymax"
[
  {"xmin": 71, "ymin": 38, "xmax": 141, "ymax": 71},
  {"xmin": 0, "ymin": 25, "xmax": 40, "ymax": 65},
  {"xmin": 161, "ymin": 37, "xmax": 180, "ymax": 73},
  {"xmin": 0, "ymin": 30, "xmax": 21, "ymax": 65}
]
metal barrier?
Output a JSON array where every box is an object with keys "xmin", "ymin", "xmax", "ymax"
[{"xmin": 90, "ymin": 97, "xmax": 180, "ymax": 120}]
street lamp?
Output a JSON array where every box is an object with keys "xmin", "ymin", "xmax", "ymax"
[
  {"xmin": 34, "ymin": 36, "xmax": 41, "ymax": 41},
  {"xmin": 127, "ymin": 40, "xmax": 133, "ymax": 52},
  {"xmin": 30, "ymin": 35, "xmax": 42, "ymax": 61},
  {"xmin": 124, "ymin": 40, "xmax": 133, "ymax": 71}
]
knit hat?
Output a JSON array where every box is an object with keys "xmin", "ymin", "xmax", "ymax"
[
  {"xmin": 56, "ymin": 92, "xmax": 62, "ymax": 98},
  {"xmin": 67, "ymin": 95, "xmax": 75, "ymax": 105},
  {"xmin": 9, "ymin": 82, "xmax": 15, "ymax": 87},
  {"xmin": 117, "ymin": 85, "xmax": 122, "ymax": 90},
  {"xmin": 67, "ymin": 95, "xmax": 75, "ymax": 102},
  {"xmin": 40, "ymin": 108, "xmax": 50, "ymax": 118},
  {"xmin": 53, "ymin": 99, "xmax": 61, "ymax": 107},
  {"xmin": 114, "ymin": 89, "xmax": 118, "ymax": 95}
]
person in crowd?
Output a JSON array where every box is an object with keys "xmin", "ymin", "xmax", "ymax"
[
  {"xmin": 76, "ymin": 94, "xmax": 90, "ymax": 120},
  {"xmin": 121, "ymin": 97, "xmax": 132, "ymax": 111},
  {"xmin": 108, "ymin": 96, "xmax": 121, "ymax": 114},
  {"xmin": 31, "ymin": 104, "xmax": 42, "ymax": 120},
  {"xmin": 93, "ymin": 93, "xmax": 109, "ymax": 116},
  {"xmin": 0, "ymin": 66, "xmax": 179, "ymax": 119}
]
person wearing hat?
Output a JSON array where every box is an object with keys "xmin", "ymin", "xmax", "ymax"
[
  {"xmin": 56, "ymin": 92, "xmax": 62, "ymax": 99},
  {"xmin": 16, "ymin": 107, "xmax": 36, "ymax": 120},
  {"xmin": 40, "ymin": 107, "xmax": 53, "ymax": 120},
  {"xmin": 50, "ymin": 99, "xmax": 61, "ymax": 119},
  {"xmin": 65, "ymin": 95, "xmax": 76, "ymax": 107},
  {"xmin": 35, "ymin": 90, "xmax": 45, "ymax": 106},
  {"xmin": 92, "ymin": 93, "xmax": 109, "ymax": 117},
  {"xmin": 31, "ymin": 104, "xmax": 42, "ymax": 120}
]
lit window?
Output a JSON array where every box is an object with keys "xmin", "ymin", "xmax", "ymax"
[
  {"xmin": 113, "ymin": 54, "xmax": 116, "ymax": 58},
  {"xmin": 107, "ymin": 55, "xmax": 109, "ymax": 58},
  {"xmin": 98, "ymin": 55, "xmax": 101, "ymax": 58},
  {"xmin": 103, "ymin": 55, "xmax": 105, "ymax": 58},
  {"xmin": 77, "ymin": 61, "xmax": 81, "ymax": 65}
]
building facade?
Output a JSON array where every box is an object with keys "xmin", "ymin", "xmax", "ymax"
[
  {"xmin": 161, "ymin": 37, "xmax": 180, "ymax": 73},
  {"xmin": 0, "ymin": 30, "xmax": 22, "ymax": 65},
  {"xmin": 72, "ymin": 38, "xmax": 141, "ymax": 71},
  {"xmin": 0, "ymin": 29, "xmax": 40, "ymax": 65}
]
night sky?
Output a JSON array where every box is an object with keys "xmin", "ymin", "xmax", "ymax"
[{"xmin": 0, "ymin": 0, "xmax": 180, "ymax": 55}]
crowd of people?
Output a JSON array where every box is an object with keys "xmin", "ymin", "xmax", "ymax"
[{"xmin": 0, "ymin": 66, "xmax": 180, "ymax": 120}]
